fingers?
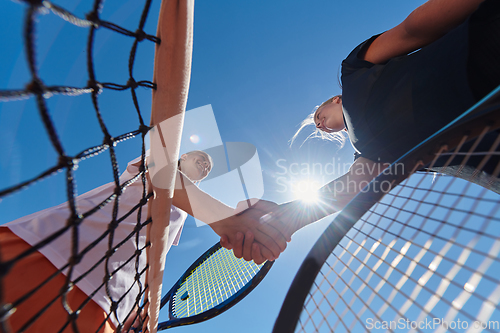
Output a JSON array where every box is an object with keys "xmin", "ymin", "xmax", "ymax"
[
  {"xmin": 236, "ymin": 230, "xmax": 276, "ymax": 264},
  {"xmin": 251, "ymin": 228, "xmax": 283, "ymax": 259},
  {"xmin": 257, "ymin": 222, "xmax": 288, "ymax": 252},
  {"xmin": 214, "ymin": 200, "xmax": 291, "ymax": 263},
  {"xmin": 232, "ymin": 232, "xmax": 244, "ymax": 259},
  {"xmin": 259, "ymin": 212, "xmax": 293, "ymax": 242},
  {"xmin": 234, "ymin": 205, "xmax": 286, "ymax": 257},
  {"xmin": 243, "ymin": 231, "xmax": 255, "ymax": 262},
  {"xmin": 268, "ymin": 218, "xmax": 293, "ymax": 242},
  {"xmin": 255, "ymin": 244, "xmax": 276, "ymax": 264},
  {"xmin": 220, "ymin": 235, "xmax": 232, "ymax": 249},
  {"xmin": 252, "ymin": 243, "xmax": 265, "ymax": 265}
]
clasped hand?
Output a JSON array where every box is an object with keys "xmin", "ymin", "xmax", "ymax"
[{"xmin": 212, "ymin": 199, "xmax": 292, "ymax": 264}]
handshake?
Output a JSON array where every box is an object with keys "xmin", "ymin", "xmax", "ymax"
[{"xmin": 210, "ymin": 199, "xmax": 298, "ymax": 265}]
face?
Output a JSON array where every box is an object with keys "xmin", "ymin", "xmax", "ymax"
[
  {"xmin": 314, "ymin": 96, "xmax": 345, "ymax": 133},
  {"xmin": 179, "ymin": 151, "xmax": 212, "ymax": 182}
]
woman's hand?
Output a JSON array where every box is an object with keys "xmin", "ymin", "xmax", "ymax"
[
  {"xmin": 221, "ymin": 157, "xmax": 392, "ymax": 263},
  {"xmin": 215, "ymin": 199, "xmax": 288, "ymax": 263}
]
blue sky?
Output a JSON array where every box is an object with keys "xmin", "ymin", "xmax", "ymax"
[{"xmin": 0, "ymin": 0, "xmax": 430, "ymax": 331}]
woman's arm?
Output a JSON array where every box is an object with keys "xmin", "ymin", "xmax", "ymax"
[
  {"xmin": 151, "ymin": 0, "xmax": 193, "ymax": 126},
  {"xmin": 146, "ymin": 166, "xmax": 287, "ymax": 260},
  {"xmin": 147, "ymin": 0, "xmax": 285, "ymax": 270},
  {"xmin": 170, "ymin": 170, "xmax": 234, "ymax": 223},
  {"xmin": 169, "ymin": 170, "xmax": 287, "ymax": 258},
  {"xmin": 223, "ymin": 157, "xmax": 391, "ymax": 261},
  {"xmin": 363, "ymin": 0, "xmax": 484, "ymax": 64},
  {"xmin": 145, "ymin": 1, "xmax": 194, "ymax": 331},
  {"xmin": 270, "ymin": 157, "xmax": 388, "ymax": 239}
]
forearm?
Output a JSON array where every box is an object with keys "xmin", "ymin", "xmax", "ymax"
[
  {"xmin": 171, "ymin": 171, "xmax": 235, "ymax": 224},
  {"xmin": 403, "ymin": 0, "xmax": 484, "ymax": 42},
  {"xmin": 277, "ymin": 172, "xmax": 358, "ymax": 232},
  {"xmin": 275, "ymin": 157, "xmax": 385, "ymax": 236},
  {"xmin": 364, "ymin": 0, "xmax": 484, "ymax": 64},
  {"xmin": 147, "ymin": 0, "xmax": 195, "ymax": 201},
  {"xmin": 150, "ymin": 0, "xmax": 194, "ymax": 127},
  {"xmin": 145, "ymin": 2, "xmax": 194, "ymax": 330}
]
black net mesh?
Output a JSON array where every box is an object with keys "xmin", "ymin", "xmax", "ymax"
[{"xmin": 0, "ymin": 0, "xmax": 162, "ymax": 332}]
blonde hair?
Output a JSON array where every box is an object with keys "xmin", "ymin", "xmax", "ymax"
[{"xmin": 290, "ymin": 95, "xmax": 346, "ymax": 147}]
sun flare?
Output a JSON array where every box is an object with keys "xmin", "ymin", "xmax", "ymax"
[{"xmin": 294, "ymin": 179, "xmax": 321, "ymax": 204}]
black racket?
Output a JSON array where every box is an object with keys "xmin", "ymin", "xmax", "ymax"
[
  {"xmin": 274, "ymin": 87, "xmax": 500, "ymax": 332},
  {"xmin": 157, "ymin": 241, "xmax": 273, "ymax": 330}
]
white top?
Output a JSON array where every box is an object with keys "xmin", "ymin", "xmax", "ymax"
[{"xmin": 5, "ymin": 155, "xmax": 187, "ymax": 327}]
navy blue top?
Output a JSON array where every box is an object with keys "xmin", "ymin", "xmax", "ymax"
[{"xmin": 341, "ymin": 20, "xmax": 476, "ymax": 163}]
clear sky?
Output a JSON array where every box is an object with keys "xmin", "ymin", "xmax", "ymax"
[{"xmin": 0, "ymin": 0, "xmax": 427, "ymax": 332}]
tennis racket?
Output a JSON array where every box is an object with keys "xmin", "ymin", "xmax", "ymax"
[
  {"xmin": 157, "ymin": 241, "xmax": 273, "ymax": 330},
  {"xmin": 274, "ymin": 87, "xmax": 500, "ymax": 332}
]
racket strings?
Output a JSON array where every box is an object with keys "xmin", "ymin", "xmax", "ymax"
[
  {"xmin": 350, "ymin": 215, "xmax": 500, "ymax": 289},
  {"xmin": 299, "ymin": 186, "xmax": 500, "ymax": 332},
  {"xmin": 172, "ymin": 248, "xmax": 264, "ymax": 318},
  {"xmin": 301, "ymin": 231, "xmax": 409, "ymax": 333},
  {"xmin": 294, "ymin": 106, "xmax": 500, "ymax": 332},
  {"xmin": 300, "ymin": 195, "xmax": 500, "ymax": 332}
]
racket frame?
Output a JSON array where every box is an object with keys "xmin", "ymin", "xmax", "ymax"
[
  {"xmin": 273, "ymin": 87, "xmax": 500, "ymax": 333},
  {"xmin": 158, "ymin": 241, "xmax": 273, "ymax": 330}
]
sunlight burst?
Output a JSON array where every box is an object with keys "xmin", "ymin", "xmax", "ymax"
[{"xmin": 294, "ymin": 180, "xmax": 321, "ymax": 204}]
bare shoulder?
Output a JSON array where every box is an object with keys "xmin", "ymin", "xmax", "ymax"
[{"xmin": 362, "ymin": 0, "xmax": 484, "ymax": 64}]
